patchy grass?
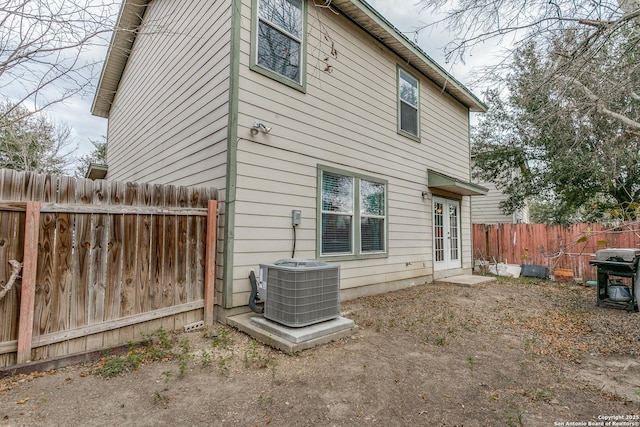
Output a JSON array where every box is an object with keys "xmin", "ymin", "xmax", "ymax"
[{"xmin": 94, "ymin": 328, "xmax": 181, "ymax": 378}]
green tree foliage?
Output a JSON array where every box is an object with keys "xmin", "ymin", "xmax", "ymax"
[
  {"xmin": 76, "ymin": 137, "xmax": 107, "ymax": 178},
  {"xmin": 472, "ymin": 31, "xmax": 640, "ymax": 224},
  {"xmin": 0, "ymin": 102, "xmax": 74, "ymax": 174}
]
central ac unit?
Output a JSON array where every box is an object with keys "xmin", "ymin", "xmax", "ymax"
[{"xmin": 259, "ymin": 259, "xmax": 340, "ymax": 328}]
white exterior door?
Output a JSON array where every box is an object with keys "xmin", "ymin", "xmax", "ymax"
[{"xmin": 433, "ymin": 197, "xmax": 461, "ymax": 271}]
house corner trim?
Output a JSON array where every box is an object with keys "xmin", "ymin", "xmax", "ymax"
[{"xmin": 222, "ymin": 0, "xmax": 242, "ymax": 309}]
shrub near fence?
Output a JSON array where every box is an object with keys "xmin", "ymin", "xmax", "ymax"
[
  {"xmin": 0, "ymin": 170, "xmax": 217, "ymax": 368},
  {"xmin": 473, "ymin": 223, "xmax": 640, "ymax": 282}
]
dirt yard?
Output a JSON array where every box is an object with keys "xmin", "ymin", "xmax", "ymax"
[{"xmin": 1, "ymin": 277, "xmax": 640, "ymax": 426}]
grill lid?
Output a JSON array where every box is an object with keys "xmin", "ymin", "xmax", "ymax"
[{"xmin": 594, "ymin": 248, "xmax": 640, "ymax": 263}]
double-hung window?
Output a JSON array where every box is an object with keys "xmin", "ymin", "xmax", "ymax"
[
  {"xmin": 253, "ymin": 0, "xmax": 305, "ymax": 89},
  {"xmin": 398, "ymin": 67, "xmax": 420, "ymax": 139},
  {"xmin": 319, "ymin": 168, "xmax": 387, "ymax": 258}
]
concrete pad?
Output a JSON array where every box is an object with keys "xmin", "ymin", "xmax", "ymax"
[
  {"xmin": 250, "ymin": 316, "xmax": 355, "ymax": 343},
  {"xmin": 227, "ymin": 313, "xmax": 356, "ymax": 354},
  {"xmin": 433, "ymin": 274, "xmax": 496, "ymax": 288}
]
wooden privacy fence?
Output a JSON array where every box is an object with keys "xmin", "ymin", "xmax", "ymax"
[
  {"xmin": 473, "ymin": 223, "xmax": 640, "ymax": 282},
  {"xmin": 0, "ymin": 170, "xmax": 218, "ymax": 368}
]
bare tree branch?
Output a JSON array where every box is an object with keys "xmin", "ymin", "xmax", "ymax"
[
  {"xmin": 557, "ymin": 75, "xmax": 640, "ymax": 130},
  {"xmin": 0, "ymin": 260, "xmax": 22, "ymax": 301},
  {"xmin": 0, "ymin": 0, "xmax": 119, "ymax": 124}
]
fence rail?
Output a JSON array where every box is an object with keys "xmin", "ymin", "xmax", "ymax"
[
  {"xmin": 0, "ymin": 170, "xmax": 217, "ymax": 368},
  {"xmin": 473, "ymin": 223, "xmax": 640, "ymax": 282}
]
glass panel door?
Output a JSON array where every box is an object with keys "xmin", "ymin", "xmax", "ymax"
[
  {"xmin": 433, "ymin": 197, "xmax": 461, "ymax": 271},
  {"xmin": 449, "ymin": 202, "xmax": 459, "ymax": 263},
  {"xmin": 434, "ymin": 201, "xmax": 445, "ymax": 262}
]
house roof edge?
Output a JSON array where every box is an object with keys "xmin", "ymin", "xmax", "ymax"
[
  {"xmin": 333, "ymin": 0, "xmax": 487, "ymax": 112},
  {"xmin": 91, "ymin": 0, "xmax": 151, "ymax": 118},
  {"xmin": 91, "ymin": 0, "xmax": 487, "ymax": 118}
]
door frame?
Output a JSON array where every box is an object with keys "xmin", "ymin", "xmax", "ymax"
[{"xmin": 433, "ymin": 196, "xmax": 462, "ymax": 271}]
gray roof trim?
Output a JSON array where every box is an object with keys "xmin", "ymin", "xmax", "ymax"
[{"xmin": 428, "ymin": 169, "xmax": 489, "ymax": 196}]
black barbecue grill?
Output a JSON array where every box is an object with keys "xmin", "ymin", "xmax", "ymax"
[{"xmin": 589, "ymin": 248, "xmax": 640, "ymax": 312}]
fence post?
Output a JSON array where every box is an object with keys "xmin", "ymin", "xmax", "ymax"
[
  {"xmin": 204, "ymin": 200, "xmax": 217, "ymax": 325},
  {"xmin": 17, "ymin": 201, "xmax": 41, "ymax": 364}
]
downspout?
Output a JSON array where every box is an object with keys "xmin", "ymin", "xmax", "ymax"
[
  {"xmin": 467, "ymin": 109, "xmax": 473, "ymax": 270},
  {"xmin": 222, "ymin": 0, "xmax": 242, "ymax": 309}
]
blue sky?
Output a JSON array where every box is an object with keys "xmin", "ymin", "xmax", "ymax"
[{"xmin": 58, "ymin": 0, "xmax": 482, "ymax": 159}]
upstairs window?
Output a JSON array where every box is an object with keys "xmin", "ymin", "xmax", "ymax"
[
  {"xmin": 398, "ymin": 67, "xmax": 420, "ymax": 139},
  {"xmin": 254, "ymin": 0, "xmax": 305, "ymax": 89}
]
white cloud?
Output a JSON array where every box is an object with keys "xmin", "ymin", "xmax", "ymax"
[{"xmin": 49, "ymin": 98, "xmax": 107, "ymax": 154}]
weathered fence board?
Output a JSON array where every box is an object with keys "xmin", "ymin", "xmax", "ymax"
[
  {"xmin": 0, "ymin": 171, "xmax": 12, "ymax": 366},
  {"xmin": 473, "ymin": 223, "xmax": 640, "ymax": 282},
  {"xmin": 104, "ymin": 180, "xmax": 124, "ymax": 349},
  {"xmin": 0, "ymin": 170, "xmax": 27, "ymax": 366},
  {"xmin": 17, "ymin": 202, "xmax": 40, "ymax": 364},
  {"xmin": 0, "ymin": 170, "xmax": 217, "ymax": 368},
  {"xmin": 50, "ymin": 175, "xmax": 74, "ymax": 359},
  {"xmin": 175, "ymin": 185, "xmax": 188, "ymax": 329}
]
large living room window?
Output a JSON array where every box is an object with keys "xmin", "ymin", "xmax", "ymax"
[
  {"xmin": 319, "ymin": 167, "xmax": 387, "ymax": 259},
  {"xmin": 252, "ymin": 0, "xmax": 306, "ymax": 90},
  {"xmin": 398, "ymin": 66, "xmax": 420, "ymax": 139}
]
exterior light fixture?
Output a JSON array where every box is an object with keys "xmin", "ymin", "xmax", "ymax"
[{"xmin": 251, "ymin": 121, "xmax": 272, "ymax": 135}]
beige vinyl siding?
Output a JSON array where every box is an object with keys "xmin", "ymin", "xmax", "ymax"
[
  {"xmin": 238, "ymin": 2, "xmax": 470, "ymax": 179},
  {"xmin": 518, "ymin": 202, "xmax": 530, "ymax": 223},
  {"xmin": 105, "ymin": 0, "xmax": 232, "ymax": 190},
  {"xmin": 471, "ymin": 181, "xmax": 530, "ymax": 224},
  {"xmin": 471, "ymin": 181, "xmax": 513, "ymax": 224},
  {"xmin": 228, "ymin": 0, "xmax": 471, "ymax": 306},
  {"xmin": 231, "ymin": 144, "xmax": 432, "ymax": 305}
]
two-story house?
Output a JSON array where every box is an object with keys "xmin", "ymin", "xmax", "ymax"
[{"xmin": 91, "ymin": 0, "xmax": 488, "ymax": 320}]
